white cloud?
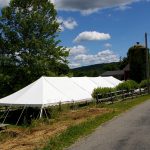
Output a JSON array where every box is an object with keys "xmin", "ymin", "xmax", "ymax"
[
  {"xmin": 104, "ymin": 43, "xmax": 112, "ymax": 48},
  {"xmin": 74, "ymin": 31, "xmax": 111, "ymax": 43},
  {"xmin": 57, "ymin": 17, "xmax": 77, "ymax": 31},
  {"xmin": 52, "ymin": 0, "xmax": 141, "ymax": 15},
  {"xmin": 116, "ymin": 4, "xmax": 131, "ymax": 10},
  {"xmin": 0, "ymin": 0, "xmax": 9, "ymax": 7},
  {"xmin": 69, "ymin": 48, "xmax": 119, "ymax": 68},
  {"xmin": 74, "ymin": 50, "xmax": 119, "ymax": 65},
  {"xmin": 81, "ymin": 9, "xmax": 99, "ymax": 15},
  {"xmin": 63, "ymin": 18, "xmax": 78, "ymax": 30},
  {"xmin": 69, "ymin": 63, "xmax": 81, "ymax": 68},
  {"xmin": 69, "ymin": 45, "xmax": 87, "ymax": 56}
]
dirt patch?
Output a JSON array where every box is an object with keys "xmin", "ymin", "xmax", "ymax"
[{"xmin": 0, "ymin": 107, "xmax": 112, "ymax": 150}]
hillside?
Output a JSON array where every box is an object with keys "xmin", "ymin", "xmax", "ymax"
[{"xmin": 71, "ymin": 62, "xmax": 120, "ymax": 77}]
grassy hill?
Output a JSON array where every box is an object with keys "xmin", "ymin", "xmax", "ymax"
[{"xmin": 71, "ymin": 62, "xmax": 120, "ymax": 77}]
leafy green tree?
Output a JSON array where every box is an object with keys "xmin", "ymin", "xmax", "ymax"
[
  {"xmin": 127, "ymin": 43, "xmax": 147, "ymax": 83},
  {"xmin": 0, "ymin": 0, "xmax": 69, "ymax": 97},
  {"xmin": 91, "ymin": 70, "xmax": 99, "ymax": 77},
  {"xmin": 103, "ymin": 63, "xmax": 119, "ymax": 71}
]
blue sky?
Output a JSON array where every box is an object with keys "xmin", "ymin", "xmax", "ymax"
[{"xmin": 1, "ymin": 0, "xmax": 150, "ymax": 68}]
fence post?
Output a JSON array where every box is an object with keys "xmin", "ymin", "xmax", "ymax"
[
  {"xmin": 122, "ymin": 90, "xmax": 124, "ymax": 100},
  {"xmin": 96, "ymin": 94, "xmax": 99, "ymax": 104},
  {"xmin": 110, "ymin": 92, "xmax": 113, "ymax": 104},
  {"xmin": 131, "ymin": 89, "xmax": 133, "ymax": 99},
  {"xmin": 71, "ymin": 101, "xmax": 75, "ymax": 110},
  {"xmin": 140, "ymin": 88, "xmax": 141, "ymax": 95},
  {"xmin": 58, "ymin": 101, "xmax": 62, "ymax": 111}
]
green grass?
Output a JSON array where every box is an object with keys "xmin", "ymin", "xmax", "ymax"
[
  {"xmin": 104, "ymin": 95, "xmax": 150, "ymax": 111},
  {"xmin": 42, "ymin": 95, "xmax": 150, "ymax": 150}
]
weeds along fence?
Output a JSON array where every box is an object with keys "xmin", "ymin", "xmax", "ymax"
[{"xmin": 95, "ymin": 87, "xmax": 148, "ymax": 104}]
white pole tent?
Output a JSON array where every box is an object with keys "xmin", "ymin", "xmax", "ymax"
[
  {"xmin": 0, "ymin": 76, "xmax": 122, "ymax": 122},
  {"xmin": 0, "ymin": 76, "xmax": 122, "ymax": 107}
]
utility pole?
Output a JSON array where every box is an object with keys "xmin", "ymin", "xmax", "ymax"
[{"xmin": 145, "ymin": 32, "xmax": 150, "ymax": 93}]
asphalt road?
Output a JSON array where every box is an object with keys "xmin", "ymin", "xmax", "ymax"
[{"xmin": 67, "ymin": 100, "xmax": 150, "ymax": 150}]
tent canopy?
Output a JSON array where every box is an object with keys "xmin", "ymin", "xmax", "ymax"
[
  {"xmin": 0, "ymin": 76, "xmax": 122, "ymax": 108},
  {"xmin": 70, "ymin": 77, "xmax": 98, "ymax": 94},
  {"xmin": 102, "ymin": 76, "xmax": 122, "ymax": 87}
]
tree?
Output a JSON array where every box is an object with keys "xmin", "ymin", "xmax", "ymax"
[
  {"xmin": 0, "ymin": 0, "xmax": 69, "ymax": 97},
  {"xmin": 127, "ymin": 43, "xmax": 147, "ymax": 83}
]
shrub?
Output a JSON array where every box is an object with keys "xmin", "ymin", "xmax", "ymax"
[
  {"xmin": 140, "ymin": 79, "xmax": 150, "ymax": 88},
  {"xmin": 92, "ymin": 87, "xmax": 114, "ymax": 99},
  {"xmin": 116, "ymin": 80, "xmax": 138, "ymax": 92}
]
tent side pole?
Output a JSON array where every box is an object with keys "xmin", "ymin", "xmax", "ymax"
[
  {"xmin": 2, "ymin": 105, "xmax": 11, "ymax": 124},
  {"xmin": 39, "ymin": 107, "xmax": 43, "ymax": 118},
  {"xmin": 16, "ymin": 106, "xmax": 26, "ymax": 125}
]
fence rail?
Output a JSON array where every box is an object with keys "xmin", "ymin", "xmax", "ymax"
[{"xmin": 96, "ymin": 88, "xmax": 148, "ymax": 104}]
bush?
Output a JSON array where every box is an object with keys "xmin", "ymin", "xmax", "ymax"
[
  {"xmin": 116, "ymin": 80, "xmax": 139, "ymax": 92},
  {"xmin": 92, "ymin": 87, "xmax": 114, "ymax": 99},
  {"xmin": 140, "ymin": 79, "xmax": 150, "ymax": 88}
]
